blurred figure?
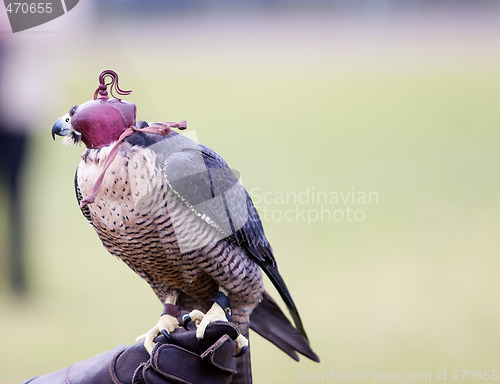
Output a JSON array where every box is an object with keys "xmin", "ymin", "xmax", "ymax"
[
  {"xmin": 0, "ymin": 111, "xmax": 28, "ymax": 296},
  {"xmin": 0, "ymin": 29, "xmax": 29, "ymax": 296},
  {"xmin": 0, "ymin": 15, "xmax": 67, "ymax": 296}
]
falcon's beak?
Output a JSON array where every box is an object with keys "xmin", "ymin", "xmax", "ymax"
[{"xmin": 52, "ymin": 114, "xmax": 72, "ymax": 139}]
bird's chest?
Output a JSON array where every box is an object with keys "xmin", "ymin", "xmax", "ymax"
[{"xmin": 77, "ymin": 146, "xmax": 182, "ymax": 264}]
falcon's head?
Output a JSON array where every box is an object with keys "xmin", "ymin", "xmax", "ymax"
[
  {"xmin": 52, "ymin": 98, "xmax": 136, "ymax": 149},
  {"xmin": 52, "ymin": 69, "xmax": 136, "ymax": 149}
]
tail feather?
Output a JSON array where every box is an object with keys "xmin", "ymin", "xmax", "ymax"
[
  {"xmin": 250, "ymin": 291, "xmax": 320, "ymax": 363},
  {"xmin": 261, "ymin": 264, "xmax": 309, "ymax": 341}
]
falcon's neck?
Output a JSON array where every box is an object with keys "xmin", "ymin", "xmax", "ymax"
[
  {"xmin": 81, "ymin": 142, "xmax": 124, "ymax": 165},
  {"xmin": 78, "ymin": 143, "xmax": 129, "ymax": 196}
]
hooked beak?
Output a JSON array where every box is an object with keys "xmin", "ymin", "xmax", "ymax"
[{"xmin": 52, "ymin": 114, "xmax": 72, "ymax": 140}]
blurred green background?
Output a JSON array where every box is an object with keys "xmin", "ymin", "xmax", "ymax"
[{"xmin": 1, "ymin": 2, "xmax": 500, "ymax": 383}]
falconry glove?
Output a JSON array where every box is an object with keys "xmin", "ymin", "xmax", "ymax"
[{"xmin": 24, "ymin": 322, "xmax": 239, "ymax": 384}]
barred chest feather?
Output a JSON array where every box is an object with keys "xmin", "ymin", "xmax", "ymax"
[{"xmin": 76, "ymin": 143, "xmax": 222, "ymax": 291}]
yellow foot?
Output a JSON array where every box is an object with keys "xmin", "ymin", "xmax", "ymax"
[
  {"xmin": 234, "ymin": 334, "xmax": 249, "ymax": 357},
  {"xmin": 183, "ymin": 304, "xmax": 248, "ymax": 356},
  {"xmin": 136, "ymin": 314, "xmax": 179, "ymax": 354},
  {"xmin": 191, "ymin": 303, "xmax": 227, "ymax": 340}
]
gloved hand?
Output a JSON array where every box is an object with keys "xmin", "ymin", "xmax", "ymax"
[{"xmin": 25, "ymin": 321, "xmax": 240, "ymax": 384}]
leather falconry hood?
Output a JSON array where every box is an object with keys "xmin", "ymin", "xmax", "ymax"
[{"xmin": 72, "ymin": 70, "xmax": 137, "ymax": 149}]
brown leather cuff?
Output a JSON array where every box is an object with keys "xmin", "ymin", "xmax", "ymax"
[{"xmin": 161, "ymin": 304, "xmax": 181, "ymax": 318}]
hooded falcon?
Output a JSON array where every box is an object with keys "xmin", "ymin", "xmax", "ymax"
[{"xmin": 52, "ymin": 70, "xmax": 319, "ymax": 383}]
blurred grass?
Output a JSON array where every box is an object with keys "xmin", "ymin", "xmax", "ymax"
[{"xmin": 1, "ymin": 9, "xmax": 500, "ymax": 384}]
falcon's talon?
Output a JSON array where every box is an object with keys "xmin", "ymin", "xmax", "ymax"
[
  {"xmin": 234, "ymin": 334, "xmax": 249, "ymax": 357},
  {"xmin": 182, "ymin": 313, "xmax": 192, "ymax": 330},
  {"xmin": 186, "ymin": 309, "xmax": 206, "ymax": 328},
  {"xmin": 187, "ymin": 304, "xmax": 249, "ymax": 356},
  {"xmin": 139, "ymin": 313, "xmax": 179, "ymax": 355},
  {"xmin": 233, "ymin": 345, "xmax": 248, "ymax": 358},
  {"xmin": 184, "ymin": 304, "xmax": 229, "ymax": 341},
  {"xmin": 160, "ymin": 329, "xmax": 172, "ymax": 341},
  {"xmin": 195, "ymin": 304, "xmax": 227, "ymax": 340}
]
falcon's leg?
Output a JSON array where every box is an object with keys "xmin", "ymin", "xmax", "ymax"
[
  {"xmin": 183, "ymin": 287, "xmax": 248, "ymax": 355},
  {"xmin": 136, "ymin": 291, "xmax": 180, "ymax": 354}
]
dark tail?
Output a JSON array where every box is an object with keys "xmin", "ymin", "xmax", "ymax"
[
  {"xmin": 250, "ymin": 291, "xmax": 320, "ymax": 362},
  {"xmin": 262, "ymin": 264, "xmax": 310, "ymax": 341}
]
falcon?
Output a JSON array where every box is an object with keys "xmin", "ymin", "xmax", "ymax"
[{"xmin": 52, "ymin": 70, "xmax": 319, "ymax": 383}]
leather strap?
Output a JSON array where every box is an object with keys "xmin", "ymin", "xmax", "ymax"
[
  {"xmin": 161, "ymin": 304, "xmax": 181, "ymax": 318},
  {"xmin": 211, "ymin": 291, "xmax": 232, "ymax": 322}
]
